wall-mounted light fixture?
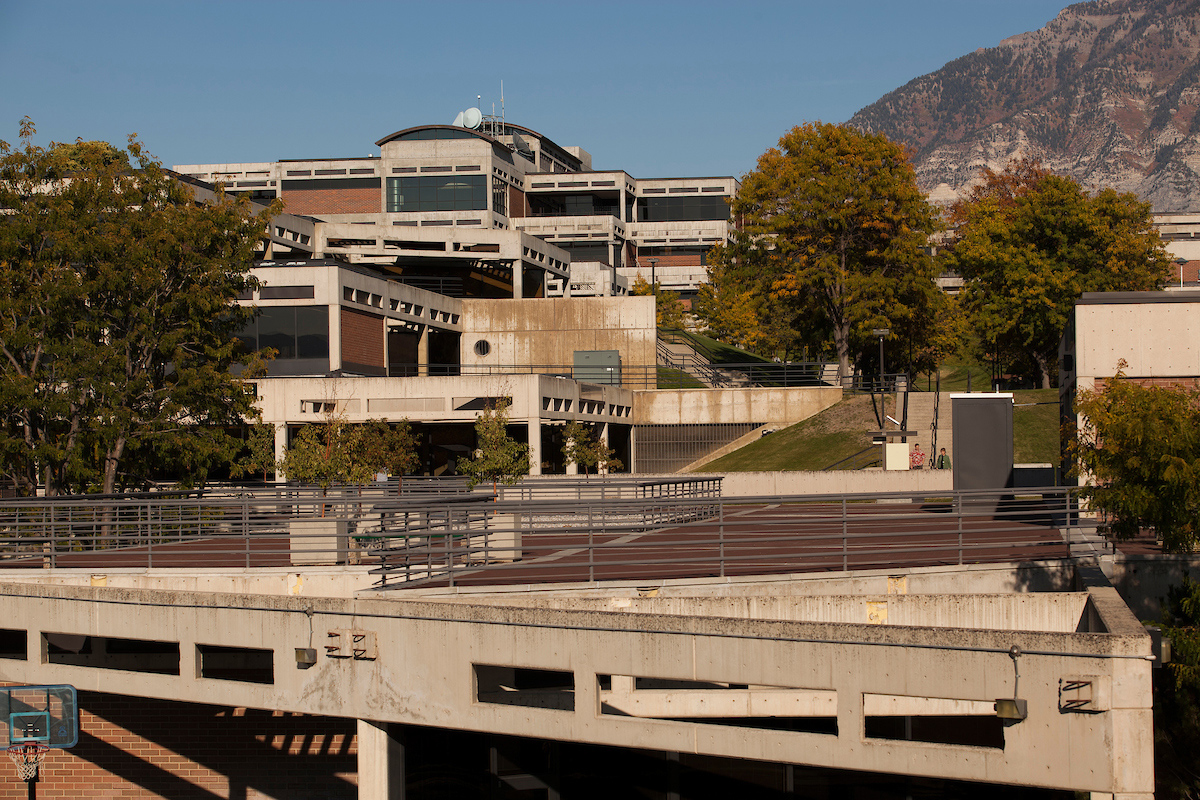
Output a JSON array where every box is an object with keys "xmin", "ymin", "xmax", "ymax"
[{"xmin": 995, "ymin": 645, "xmax": 1028, "ymax": 722}]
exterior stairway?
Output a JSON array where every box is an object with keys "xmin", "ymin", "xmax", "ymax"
[{"xmin": 904, "ymin": 392, "xmax": 954, "ymax": 468}]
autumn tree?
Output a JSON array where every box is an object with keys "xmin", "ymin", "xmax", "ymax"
[
  {"xmin": 562, "ymin": 420, "xmax": 622, "ymax": 476},
  {"xmin": 726, "ymin": 123, "xmax": 941, "ymax": 380},
  {"xmin": 460, "ymin": 400, "xmax": 530, "ymax": 494},
  {"xmin": 280, "ymin": 418, "xmax": 418, "ymax": 489},
  {"xmin": 0, "ymin": 118, "xmax": 279, "ymax": 494},
  {"xmin": 947, "ymin": 159, "xmax": 1169, "ymax": 388},
  {"xmin": 630, "ymin": 274, "xmax": 687, "ymax": 330},
  {"xmin": 694, "ymin": 239, "xmax": 817, "ymax": 360},
  {"xmin": 1069, "ymin": 366, "xmax": 1200, "ymax": 553}
]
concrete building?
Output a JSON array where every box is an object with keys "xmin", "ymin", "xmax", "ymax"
[
  {"xmin": 175, "ymin": 117, "xmax": 738, "ymax": 302},
  {"xmin": 1060, "ymin": 290, "xmax": 1200, "ymax": 436},
  {"xmin": 171, "ymin": 119, "xmax": 840, "ymax": 478}
]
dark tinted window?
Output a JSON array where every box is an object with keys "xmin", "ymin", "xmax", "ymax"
[
  {"xmin": 386, "ymin": 176, "xmax": 487, "ymax": 212},
  {"xmin": 639, "ymin": 196, "xmax": 730, "ymax": 222}
]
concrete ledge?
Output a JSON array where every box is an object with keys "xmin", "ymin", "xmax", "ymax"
[{"xmin": 714, "ymin": 469, "xmax": 953, "ymax": 496}]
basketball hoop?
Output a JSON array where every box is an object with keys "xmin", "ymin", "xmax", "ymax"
[{"xmin": 7, "ymin": 742, "xmax": 48, "ymax": 782}]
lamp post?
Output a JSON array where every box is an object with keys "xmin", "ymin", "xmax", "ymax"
[
  {"xmin": 1177, "ymin": 257, "xmax": 1188, "ymax": 288},
  {"xmin": 872, "ymin": 328, "xmax": 890, "ymax": 392},
  {"xmin": 647, "ymin": 257, "xmax": 659, "ymax": 291}
]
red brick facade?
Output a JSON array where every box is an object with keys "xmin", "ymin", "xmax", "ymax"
[
  {"xmin": 281, "ymin": 187, "xmax": 381, "ymax": 216},
  {"xmin": 635, "ymin": 251, "xmax": 707, "ymax": 269},
  {"xmin": 0, "ymin": 691, "xmax": 357, "ymax": 800},
  {"xmin": 340, "ymin": 307, "xmax": 385, "ymax": 374}
]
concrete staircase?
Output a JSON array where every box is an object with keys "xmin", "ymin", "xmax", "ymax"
[{"xmin": 904, "ymin": 392, "xmax": 954, "ymax": 467}]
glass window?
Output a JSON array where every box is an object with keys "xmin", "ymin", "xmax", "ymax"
[
  {"xmin": 638, "ymin": 196, "xmax": 730, "ymax": 222},
  {"xmin": 257, "ymin": 308, "xmax": 296, "ymax": 360},
  {"xmin": 240, "ymin": 306, "xmax": 329, "ymax": 362},
  {"xmin": 295, "ymin": 306, "xmax": 330, "ymax": 359},
  {"xmin": 386, "ymin": 176, "xmax": 487, "ymax": 212}
]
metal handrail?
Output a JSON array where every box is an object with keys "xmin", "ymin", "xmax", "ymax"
[{"xmin": 0, "ymin": 485, "xmax": 1087, "ymax": 586}]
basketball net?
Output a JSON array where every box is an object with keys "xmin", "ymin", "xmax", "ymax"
[{"xmin": 7, "ymin": 742, "xmax": 48, "ymax": 782}]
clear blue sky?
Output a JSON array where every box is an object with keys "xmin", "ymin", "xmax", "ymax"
[{"xmin": 1, "ymin": 0, "xmax": 1072, "ymax": 179}]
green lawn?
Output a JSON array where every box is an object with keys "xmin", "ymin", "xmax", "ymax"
[
  {"xmin": 696, "ymin": 395, "xmax": 886, "ymax": 472},
  {"xmin": 664, "ymin": 329, "xmax": 770, "ymax": 364},
  {"xmin": 657, "ymin": 367, "xmax": 705, "ymax": 389},
  {"xmin": 912, "ymin": 361, "xmax": 991, "ymax": 393},
  {"xmin": 1013, "ymin": 389, "xmax": 1061, "ymax": 464}
]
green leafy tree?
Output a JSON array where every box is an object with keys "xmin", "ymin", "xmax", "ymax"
[
  {"xmin": 695, "ymin": 239, "xmax": 816, "ymax": 360},
  {"xmin": 1069, "ymin": 365, "xmax": 1200, "ymax": 552},
  {"xmin": 1153, "ymin": 577, "xmax": 1200, "ymax": 799},
  {"xmin": 460, "ymin": 400, "xmax": 530, "ymax": 494},
  {"xmin": 947, "ymin": 159, "xmax": 1169, "ymax": 388},
  {"xmin": 0, "ymin": 118, "xmax": 277, "ymax": 495},
  {"xmin": 729, "ymin": 122, "xmax": 941, "ymax": 380},
  {"xmin": 562, "ymin": 420, "xmax": 622, "ymax": 476},
  {"xmin": 280, "ymin": 417, "xmax": 418, "ymax": 489},
  {"xmin": 631, "ymin": 274, "xmax": 686, "ymax": 330}
]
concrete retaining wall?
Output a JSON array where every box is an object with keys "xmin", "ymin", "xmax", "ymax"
[{"xmin": 633, "ymin": 386, "xmax": 841, "ymax": 426}]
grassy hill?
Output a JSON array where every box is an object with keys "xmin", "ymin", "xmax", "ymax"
[
  {"xmin": 694, "ymin": 389, "xmax": 1061, "ymax": 472},
  {"xmin": 695, "ymin": 395, "xmax": 888, "ymax": 472}
]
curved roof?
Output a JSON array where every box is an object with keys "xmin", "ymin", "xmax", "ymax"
[
  {"xmin": 374, "ymin": 125, "xmax": 499, "ymax": 147},
  {"xmin": 375, "ymin": 123, "xmax": 580, "ymax": 170}
]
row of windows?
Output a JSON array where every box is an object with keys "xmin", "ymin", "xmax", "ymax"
[
  {"xmin": 529, "ymin": 193, "xmax": 625, "ymax": 220},
  {"xmin": 386, "ymin": 176, "xmax": 487, "ymax": 213},
  {"xmin": 638, "ymin": 196, "xmax": 730, "ymax": 222},
  {"xmin": 238, "ymin": 306, "xmax": 329, "ymax": 360}
]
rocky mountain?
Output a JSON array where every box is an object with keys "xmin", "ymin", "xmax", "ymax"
[{"xmin": 849, "ymin": 0, "xmax": 1200, "ymax": 212}]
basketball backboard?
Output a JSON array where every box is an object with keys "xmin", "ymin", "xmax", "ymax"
[{"xmin": 0, "ymin": 685, "xmax": 78, "ymax": 749}]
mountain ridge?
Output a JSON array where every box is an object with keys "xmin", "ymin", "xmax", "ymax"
[{"xmin": 848, "ymin": 0, "xmax": 1200, "ymax": 211}]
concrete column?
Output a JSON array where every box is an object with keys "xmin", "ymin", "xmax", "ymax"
[
  {"xmin": 273, "ymin": 423, "xmax": 288, "ymax": 484},
  {"xmin": 357, "ymin": 719, "xmax": 405, "ymax": 800},
  {"xmin": 512, "ymin": 261, "xmax": 524, "ymax": 299},
  {"xmin": 565, "ymin": 432, "xmax": 578, "ymax": 476},
  {"xmin": 417, "ymin": 325, "xmax": 429, "ymax": 378},
  {"xmin": 598, "ymin": 423, "xmax": 610, "ymax": 475},
  {"xmin": 328, "ymin": 304, "xmax": 342, "ymax": 372},
  {"xmin": 528, "ymin": 419, "xmax": 542, "ymax": 476}
]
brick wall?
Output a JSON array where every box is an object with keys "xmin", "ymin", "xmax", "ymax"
[
  {"xmin": 1100, "ymin": 375, "xmax": 1200, "ymax": 391},
  {"xmin": 635, "ymin": 252, "xmax": 704, "ymax": 268},
  {"xmin": 282, "ymin": 187, "xmax": 381, "ymax": 216},
  {"xmin": 508, "ymin": 185, "xmax": 528, "ymax": 218},
  {"xmin": 0, "ymin": 691, "xmax": 357, "ymax": 800},
  {"xmin": 340, "ymin": 307, "xmax": 385, "ymax": 375}
]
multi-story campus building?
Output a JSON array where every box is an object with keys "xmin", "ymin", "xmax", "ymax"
[{"xmin": 173, "ymin": 117, "xmax": 825, "ymax": 478}]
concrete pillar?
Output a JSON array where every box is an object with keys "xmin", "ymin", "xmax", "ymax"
[
  {"xmin": 598, "ymin": 423, "xmax": 610, "ymax": 475},
  {"xmin": 273, "ymin": 423, "xmax": 288, "ymax": 484},
  {"xmin": 512, "ymin": 261, "xmax": 524, "ymax": 299},
  {"xmin": 528, "ymin": 419, "xmax": 542, "ymax": 476},
  {"xmin": 328, "ymin": 303, "xmax": 342, "ymax": 372},
  {"xmin": 357, "ymin": 719, "xmax": 405, "ymax": 800},
  {"xmin": 417, "ymin": 325, "xmax": 429, "ymax": 378},
  {"xmin": 565, "ymin": 432, "xmax": 578, "ymax": 476}
]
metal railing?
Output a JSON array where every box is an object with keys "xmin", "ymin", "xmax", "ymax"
[
  {"xmin": 366, "ymin": 487, "xmax": 1087, "ymax": 589},
  {"xmin": 0, "ymin": 484, "xmax": 1090, "ymax": 587},
  {"xmin": 0, "ymin": 478, "xmax": 720, "ymax": 570}
]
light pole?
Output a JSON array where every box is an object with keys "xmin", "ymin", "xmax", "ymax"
[
  {"xmin": 872, "ymin": 328, "xmax": 890, "ymax": 392},
  {"xmin": 647, "ymin": 257, "xmax": 659, "ymax": 291}
]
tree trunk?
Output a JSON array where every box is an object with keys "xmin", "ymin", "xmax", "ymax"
[
  {"xmin": 102, "ymin": 435, "xmax": 127, "ymax": 496},
  {"xmin": 833, "ymin": 320, "xmax": 852, "ymax": 381},
  {"xmin": 1035, "ymin": 353, "xmax": 1053, "ymax": 390}
]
